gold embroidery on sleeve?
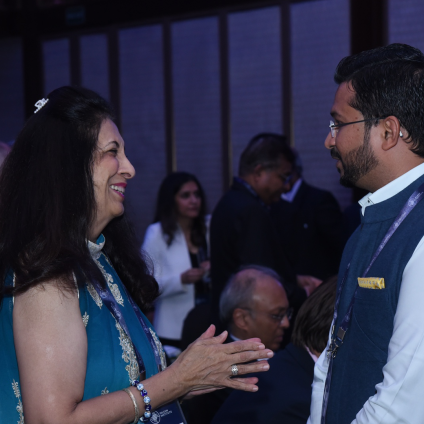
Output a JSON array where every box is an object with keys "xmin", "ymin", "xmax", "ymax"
[
  {"xmin": 107, "ymin": 281, "xmax": 124, "ymax": 306},
  {"xmin": 82, "ymin": 312, "xmax": 89, "ymax": 327},
  {"xmin": 94, "ymin": 257, "xmax": 124, "ymax": 306},
  {"xmin": 87, "ymin": 282, "xmax": 103, "ymax": 308},
  {"xmin": 115, "ymin": 321, "xmax": 140, "ymax": 383},
  {"xmin": 12, "ymin": 380, "xmax": 24, "ymax": 424},
  {"xmin": 149, "ymin": 328, "xmax": 167, "ymax": 370}
]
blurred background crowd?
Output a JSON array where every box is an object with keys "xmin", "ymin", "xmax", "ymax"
[{"xmin": 2, "ymin": 0, "xmax": 424, "ymax": 423}]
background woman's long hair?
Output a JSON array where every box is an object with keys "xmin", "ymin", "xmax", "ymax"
[
  {"xmin": 153, "ymin": 172, "xmax": 207, "ymax": 247},
  {"xmin": 0, "ymin": 86, "xmax": 159, "ymax": 311}
]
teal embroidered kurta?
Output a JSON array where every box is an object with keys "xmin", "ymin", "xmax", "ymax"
[{"xmin": 0, "ymin": 235, "xmax": 165, "ymax": 423}]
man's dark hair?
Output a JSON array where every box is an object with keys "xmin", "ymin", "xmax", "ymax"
[
  {"xmin": 334, "ymin": 43, "xmax": 424, "ymax": 157},
  {"xmin": 238, "ymin": 133, "xmax": 295, "ymax": 176},
  {"xmin": 292, "ymin": 275, "xmax": 337, "ymax": 354},
  {"xmin": 0, "ymin": 86, "xmax": 159, "ymax": 311},
  {"xmin": 154, "ymin": 171, "xmax": 207, "ymax": 247}
]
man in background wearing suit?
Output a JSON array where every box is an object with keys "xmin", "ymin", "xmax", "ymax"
[
  {"xmin": 271, "ymin": 147, "xmax": 343, "ymax": 281},
  {"xmin": 213, "ymin": 275, "xmax": 337, "ymax": 424},
  {"xmin": 210, "ymin": 134, "xmax": 317, "ymax": 330},
  {"xmin": 182, "ymin": 265, "xmax": 290, "ymax": 424}
]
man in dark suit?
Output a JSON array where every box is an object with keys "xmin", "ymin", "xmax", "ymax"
[
  {"xmin": 182, "ymin": 265, "xmax": 291, "ymax": 424},
  {"xmin": 211, "ymin": 276, "xmax": 337, "ymax": 424},
  {"xmin": 271, "ymin": 149, "xmax": 343, "ymax": 281},
  {"xmin": 210, "ymin": 134, "xmax": 313, "ymax": 326}
]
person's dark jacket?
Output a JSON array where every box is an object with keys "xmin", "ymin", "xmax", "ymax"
[
  {"xmin": 210, "ymin": 178, "xmax": 299, "ymax": 321},
  {"xmin": 211, "ymin": 343, "xmax": 314, "ymax": 424},
  {"xmin": 271, "ymin": 181, "xmax": 342, "ymax": 280}
]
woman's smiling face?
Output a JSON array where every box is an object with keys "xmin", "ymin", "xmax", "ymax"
[{"xmin": 90, "ymin": 118, "xmax": 135, "ymax": 241}]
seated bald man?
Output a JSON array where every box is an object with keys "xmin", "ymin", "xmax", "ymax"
[
  {"xmin": 220, "ymin": 265, "xmax": 291, "ymax": 351},
  {"xmin": 181, "ymin": 265, "xmax": 290, "ymax": 424},
  {"xmin": 213, "ymin": 276, "xmax": 337, "ymax": 424}
]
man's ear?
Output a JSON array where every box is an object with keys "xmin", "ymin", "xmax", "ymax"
[
  {"xmin": 382, "ymin": 116, "xmax": 403, "ymax": 151},
  {"xmin": 232, "ymin": 308, "xmax": 250, "ymax": 331}
]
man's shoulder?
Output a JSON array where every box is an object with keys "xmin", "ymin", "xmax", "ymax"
[
  {"xmin": 302, "ymin": 181, "xmax": 337, "ymax": 200},
  {"xmin": 298, "ymin": 182, "xmax": 340, "ymax": 211},
  {"xmin": 266, "ymin": 344, "xmax": 314, "ymax": 378},
  {"xmin": 213, "ymin": 184, "xmax": 263, "ymax": 215}
]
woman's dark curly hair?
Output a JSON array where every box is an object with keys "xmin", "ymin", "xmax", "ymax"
[
  {"xmin": 0, "ymin": 86, "xmax": 159, "ymax": 311},
  {"xmin": 153, "ymin": 172, "xmax": 207, "ymax": 247}
]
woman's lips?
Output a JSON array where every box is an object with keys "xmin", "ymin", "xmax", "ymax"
[{"xmin": 110, "ymin": 183, "xmax": 126, "ymax": 197}]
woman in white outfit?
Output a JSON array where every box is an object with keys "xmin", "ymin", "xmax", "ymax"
[{"xmin": 142, "ymin": 172, "xmax": 210, "ymax": 350}]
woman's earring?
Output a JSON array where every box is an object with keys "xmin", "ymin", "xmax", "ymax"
[{"xmin": 399, "ymin": 130, "xmax": 404, "ymax": 138}]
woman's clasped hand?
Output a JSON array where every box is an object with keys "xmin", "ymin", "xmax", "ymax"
[{"xmin": 168, "ymin": 325, "xmax": 274, "ymax": 397}]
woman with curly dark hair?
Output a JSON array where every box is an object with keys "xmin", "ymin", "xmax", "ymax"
[{"xmin": 0, "ymin": 86, "xmax": 273, "ymax": 424}]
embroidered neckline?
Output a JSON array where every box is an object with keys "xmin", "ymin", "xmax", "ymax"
[
  {"xmin": 87, "ymin": 234, "xmax": 105, "ymax": 260},
  {"xmin": 86, "ymin": 236, "xmax": 124, "ymax": 308}
]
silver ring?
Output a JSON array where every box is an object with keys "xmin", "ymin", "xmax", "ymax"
[{"xmin": 231, "ymin": 365, "xmax": 239, "ymax": 376}]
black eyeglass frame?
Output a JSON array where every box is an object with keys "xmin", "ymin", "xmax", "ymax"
[
  {"xmin": 329, "ymin": 117, "xmax": 387, "ymax": 138},
  {"xmin": 240, "ymin": 307, "xmax": 294, "ymax": 323}
]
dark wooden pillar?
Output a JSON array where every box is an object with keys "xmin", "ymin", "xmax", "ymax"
[
  {"xmin": 163, "ymin": 18, "xmax": 176, "ymax": 173},
  {"xmin": 350, "ymin": 0, "xmax": 387, "ymax": 54},
  {"xmin": 280, "ymin": 0, "xmax": 291, "ymax": 143},
  {"xmin": 219, "ymin": 10, "xmax": 231, "ymax": 190},
  {"xmin": 21, "ymin": 0, "xmax": 44, "ymax": 118}
]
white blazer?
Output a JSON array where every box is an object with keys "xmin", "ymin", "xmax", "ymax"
[{"xmin": 142, "ymin": 217, "xmax": 210, "ymax": 340}]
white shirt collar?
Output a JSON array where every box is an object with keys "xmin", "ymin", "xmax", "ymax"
[
  {"xmin": 229, "ymin": 333, "xmax": 241, "ymax": 342},
  {"xmin": 358, "ymin": 163, "xmax": 424, "ymax": 216},
  {"xmin": 281, "ymin": 178, "xmax": 303, "ymax": 203},
  {"xmin": 305, "ymin": 345, "xmax": 319, "ymax": 363}
]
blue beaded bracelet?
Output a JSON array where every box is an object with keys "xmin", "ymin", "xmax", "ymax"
[{"xmin": 132, "ymin": 380, "xmax": 152, "ymax": 422}]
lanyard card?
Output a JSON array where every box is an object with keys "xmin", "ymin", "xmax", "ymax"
[{"xmin": 145, "ymin": 401, "xmax": 187, "ymax": 424}]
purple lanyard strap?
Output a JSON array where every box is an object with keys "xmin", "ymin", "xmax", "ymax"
[{"xmin": 321, "ymin": 182, "xmax": 424, "ymax": 424}]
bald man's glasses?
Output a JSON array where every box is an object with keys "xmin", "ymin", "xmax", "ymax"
[{"xmin": 242, "ymin": 307, "xmax": 293, "ymax": 323}]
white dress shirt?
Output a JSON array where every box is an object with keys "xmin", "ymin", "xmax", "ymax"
[
  {"xmin": 308, "ymin": 162, "xmax": 424, "ymax": 424},
  {"xmin": 281, "ymin": 178, "xmax": 303, "ymax": 203}
]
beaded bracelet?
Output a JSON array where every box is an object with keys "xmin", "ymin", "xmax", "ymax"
[
  {"xmin": 132, "ymin": 380, "xmax": 152, "ymax": 422},
  {"xmin": 122, "ymin": 388, "xmax": 140, "ymax": 424}
]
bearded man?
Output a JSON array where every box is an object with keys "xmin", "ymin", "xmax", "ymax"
[{"xmin": 308, "ymin": 43, "xmax": 424, "ymax": 424}]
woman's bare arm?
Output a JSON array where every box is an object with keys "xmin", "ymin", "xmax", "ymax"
[{"xmin": 14, "ymin": 282, "xmax": 272, "ymax": 424}]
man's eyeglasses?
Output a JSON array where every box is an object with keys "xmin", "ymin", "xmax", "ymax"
[
  {"xmin": 329, "ymin": 117, "xmax": 386, "ymax": 138},
  {"xmin": 242, "ymin": 307, "xmax": 293, "ymax": 323}
]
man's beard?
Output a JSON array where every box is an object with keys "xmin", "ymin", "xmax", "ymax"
[{"xmin": 330, "ymin": 131, "xmax": 379, "ymax": 188}]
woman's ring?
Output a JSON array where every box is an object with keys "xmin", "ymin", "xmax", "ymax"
[{"xmin": 231, "ymin": 365, "xmax": 239, "ymax": 376}]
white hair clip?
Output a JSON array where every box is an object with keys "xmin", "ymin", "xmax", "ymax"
[{"xmin": 34, "ymin": 98, "xmax": 49, "ymax": 114}]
